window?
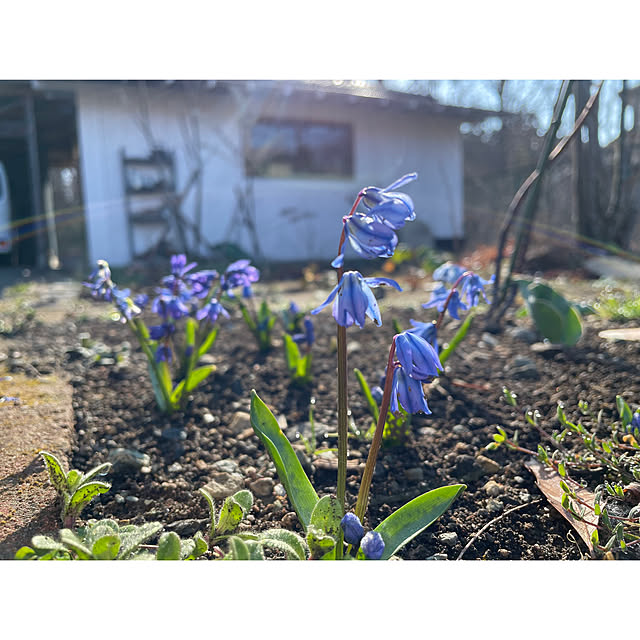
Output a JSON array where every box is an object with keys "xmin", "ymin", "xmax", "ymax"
[{"xmin": 247, "ymin": 119, "xmax": 353, "ymax": 179}]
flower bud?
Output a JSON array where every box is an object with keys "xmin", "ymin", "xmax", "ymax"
[
  {"xmin": 340, "ymin": 513, "xmax": 365, "ymax": 546},
  {"xmin": 360, "ymin": 531, "xmax": 385, "ymax": 560}
]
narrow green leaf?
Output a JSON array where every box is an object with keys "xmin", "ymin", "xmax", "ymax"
[
  {"xmin": 80, "ymin": 462, "xmax": 112, "ymax": 485},
  {"xmin": 250, "ymin": 390, "xmax": 319, "ymax": 529},
  {"xmin": 354, "ymin": 368, "xmax": 380, "ymax": 423},
  {"xmin": 616, "ymin": 395, "xmax": 633, "ymax": 427},
  {"xmin": 185, "ymin": 365, "xmax": 216, "ymax": 393},
  {"xmin": 170, "ymin": 380, "xmax": 186, "ymax": 405},
  {"xmin": 199, "ymin": 487, "xmax": 217, "ymax": 538},
  {"xmin": 197, "ymin": 327, "xmax": 219, "ymax": 357},
  {"xmin": 39, "ymin": 451, "xmax": 68, "ymax": 496},
  {"xmin": 92, "ymin": 535, "xmax": 121, "ymax": 560},
  {"xmin": 374, "ymin": 484, "xmax": 466, "ymax": 560},
  {"xmin": 185, "ymin": 317, "xmax": 197, "ymax": 347},
  {"xmin": 239, "ymin": 304, "xmax": 256, "ymax": 331},
  {"xmin": 439, "ymin": 311, "xmax": 475, "ymax": 365},
  {"xmin": 283, "ymin": 333, "xmax": 301, "ymax": 374},
  {"xmin": 147, "ymin": 362, "xmax": 169, "ymax": 412},
  {"xmin": 157, "ymin": 532, "xmax": 181, "ymax": 560}
]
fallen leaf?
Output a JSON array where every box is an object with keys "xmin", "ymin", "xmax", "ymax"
[{"xmin": 525, "ymin": 458, "xmax": 597, "ymax": 553}]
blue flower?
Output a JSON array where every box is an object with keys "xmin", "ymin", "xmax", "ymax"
[
  {"xmin": 422, "ymin": 286, "xmax": 468, "ymax": 320},
  {"xmin": 149, "ymin": 323, "xmax": 175, "ymax": 340},
  {"xmin": 242, "ymin": 284, "xmax": 253, "ymax": 299},
  {"xmin": 84, "ymin": 260, "xmax": 115, "ymax": 300},
  {"xmin": 293, "ymin": 316, "xmax": 315, "ymax": 347},
  {"xmin": 332, "ymin": 212, "xmax": 398, "ymax": 268},
  {"xmin": 187, "ymin": 270, "xmax": 218, "ymax": 299},
  {"xmin": 361, "ymin": 173, "xmax": 417, "ymax": 228},
  {"xmin": 340, "ymin": 513, "xmax": 365, "ymax": 546},
  {"xmin": 221, "ymin": 259, "xmax": 260, "ymax": 292},
  {"xmin": 134, "ymin": 293, "xmax": 149, "ymax": 310},
  {"xmin": 155, "ymin": 344, "xmax": 172, "ymax": 363},
  {"xmin": 196, "ymin": 298, "xmax": 229, "ymax": 325},
  {"xmin": 112, "ymin": 288, "xmax": 142, "ymax": 322},
  {"xmin": 390, "ymin": 365, "xmax": 431, "ymax": 414},
  {"xmin": 406, "ymin": 319, "xmax": 438, "ymax": 353},
  {"xmin": 632, "ymin": 412, "xmax": 640, "ymax": 429},
  {"xmin": 311, "ymin": 271, "xmax": 401, "ymax": 328},
  {"xmin": 152, "ymin": 289, "xmax": 191, "ymax": 320},
  {"xmin": 371, "ymin": 385, "xmax": 384, "ymax": 404},
  {"xmin": 360, "ymin": 531, "xmax": 385, "ymax": 560},
  {"xmin": 433, "ymin": 262, "xmax": 466, "ymax": 284},
  {"xmin": 460, "ymin": 273, "xmax": 494, "ymax": 307},
  {"xmin": 394, "ymin": 331, "xmax": 442, "ymax": 380}
]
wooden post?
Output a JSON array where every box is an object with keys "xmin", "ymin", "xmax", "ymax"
[{"xmin": 24, "ymin": 92, "xmax": 46, "ymax": 269}]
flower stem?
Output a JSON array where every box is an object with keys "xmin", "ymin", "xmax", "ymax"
[
  {"xmin": 354, "ymin": 337, "xmax": 397, "ymax": 522},
  {"xmin": 435, "ymin": 271, "xmax": 472, "ymax": 330},
  {"xmin": 336, "ymin": 323, "xmax": 348, "ymax": 560}
]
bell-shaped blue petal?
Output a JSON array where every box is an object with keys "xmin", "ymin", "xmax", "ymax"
[
  {"xmin": 343, "ymin": 212, "xmax": 398, "ymax": 261},
  {"xmin": 422, "ymin": 286, "xmax": 468, "ymax": 320},
  {"xmin": 390, "ymin": 365, "xmax": 431, "ymax": 415},
  {"xmin": 360, "ymin": 531, "xmax": 386, "ymax": 560},
  {"xmin": 432, "ymin": 262, "xmax": 466, "ymax": 284},
  {"xmin": 368, "ymin": 198, "xmax": 416, "ymax": 230},
  {"xmin": 311, "ymin": 271, "xmax": 401, "ymax": 328},
  {"xmin": 340, "ymin": 513, "xmax": 365, "ymax": 546},
  {"xmin": 361, "ymin": 172, "xmax": 417, "ymax": 210},
  {"xmin": 394, "ymin": 331, "xmax": 442, "ymax": 380},
  {"xmin": 461, "ymin": 273, "xmax": 495, "ymax": 307},
  {"xmin": 406, "ymin": 319, "xmax": 438, "ymax": 353}
]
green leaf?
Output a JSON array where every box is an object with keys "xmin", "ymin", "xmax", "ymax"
[
  {"xmin": 31, "ymin": 535, "xmax": 68, "ymax": 553},
  {"xmin": 250, "ymin": 390, "xmax": 319, "ymax": 529},
  {"xmin": 616, "ymin": 395, "xmax": 633, "ymax": 427},
  {"xmin": 39, "ymin": 451, "xmax": 68, "ymax": 496},
  {"xmin": 185, "ymin": 365, "xmax": 216, "ymax": 393},
  {"xmin": 80, "ymin": 462, "xmax": 112, "ymax": 485},
  {"xmin": 232, "ymin": 490, "xmax": 253, "ymax": 516},
  {"xmin": 283, "ymin": 333, "xmax": 301, "ymax": 374},
  {"xmin": 157, "ymin": 532, "xmax": 182, "ymax": 560},
  {"xmin": 170, "ymin": 380, "xmax": 186, "ymax": 405},
  {"xmin": 258, "ymin": 529, "xmax": 308, "ymax": 560},
  {"xmin": 309, "ymin": 495, "xmax": 343, "ymax": 541},
  {"xmin": 354, "ymin": 368, "xmax": 380, "ymax": 423},
  {"xmin": 66, "ymin": 469, "xmax": 83, "ymax": 493},
  {"xmin": 216, "ymin": 496, "xmax": 245, "ymax": 534},
  {"xmin": 227, "ymin": 536, "xmax": 250, "ymax": 560},
  {"xmin": 119, "ymin": 522, "xmax": 163, "ymax": 559},
  {"xmin": 198, "ymin": 327, "xmax": 219, "ymax": 358},
  {"xmin": 92, "ymin": 535, "xmax": 121, "ymax": 560},
  {"xmin": 147, "ymin": 362, "xmax": 169, "ymax": 412},
  {"xmin": 199, "ymin": 487, "xmax": 217, "ymax": 538},
  {"xmin": 374, "ymin": 484, "xmax": 466, "ymax": 560},
  {"xmin": 185, "ymin": 317, "xmax": 197, "ymax": 348},
  {"xmin": 68, "ymin": 481, "xmax": 111, "ymax": 515},
  {"xmin": 14, "ymin": 546, "xmax": 37, "ymax": 560},
  {"xmin": 439, "ymin": 311, "xmax": 474, "ymax": 365},
  {"xmin": 239, "ymin": 304, "xmax": 256, "ymax": 331},
  {"xmin": 58, "ymin": 529, "xmax": 92, "ymax": 560},
  {"xmin": 184, "ymin": 532, "xmax": 208, "ymax": 560},
  {"xmin": 306, "ymin": 525, "xmax": 336, "ymax": 560}
]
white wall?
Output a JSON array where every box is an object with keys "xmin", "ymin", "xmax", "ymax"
[{"xmin": 75, "ymin": 82, "xmax": 464, "ymax": 267}]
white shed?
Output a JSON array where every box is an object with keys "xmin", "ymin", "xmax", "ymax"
[{"xmin": 0, "ymin": 81, "xmax": 492, "ymax": 268}]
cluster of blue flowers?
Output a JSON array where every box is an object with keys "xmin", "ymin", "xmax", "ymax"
[{"xmin": 340, "ymin": 512, "xmax": 385, "ymax": 560}]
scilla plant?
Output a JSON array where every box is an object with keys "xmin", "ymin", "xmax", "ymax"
[
  {"xmin": 282, "ymin": 304, "xmax": 315, "ymax": 386},
  {"xmin": 85, "ymin": 255, "xmax": 259, "ymax": 413},
  {"xmin": 250, "ymin": 174, "xmax": 465, "ymax": 560}
]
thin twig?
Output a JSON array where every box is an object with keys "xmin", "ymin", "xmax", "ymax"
[{"xmin": 456, "ymin": 499, "xmax": 542, "ymax": 560}]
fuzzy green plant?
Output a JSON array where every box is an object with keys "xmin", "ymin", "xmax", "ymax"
[{"xmin": 39, "ymin": 451, "xmax": 111, "ymax": 528}]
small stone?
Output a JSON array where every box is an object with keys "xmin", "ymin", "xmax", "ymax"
[
  {"xmin": 237, "ymin": 427, "xmax": 255, "ymax": 440},
  {"xmin": 475, "ymin": 454, "xmax": 501, "ymax": 475},
  {"xmin": 481, "ymin": 332, "xmax": 499, "ymax": 348},
  {"xmin": 468, "ymin": 417, "xmax": 486, "ymax": 428},
  {"xmin": 426, "ymin": 553, "xmax": 448, "ymax": 560},
  {"xmin": 514, "ymin": 475, "xmax": 526, "ymax": 485},
  {"xmin": 165, "ymin": 518, "xmax": 208, "ymax": 536},
  {"xmin": 108, "ymin": 448, "xmax": 151, "ymax": 476},
  {"xmin": 274, "ymin": 483, "xmax": 286, "ymax": 497},
  {"xmin": 114, "ymin": 494, "xmax": 125, "ymax": 504},
  {"xmin": 486, "ymin": 498, "xmax": 504, "ymax": 513},
  {"xmin": 498, "ymin": 548, "xmax": 511, "ymax": 559},
  {"xmin": 405, "ymin": 467, "xmax": 424, "ymax": 482},
  {"xmin": 505, "ymin": 356, "xmax": 539, "ymax": 380},
  {"xmin": 347, "ymin": 341, "xmax": 361, "ymax": 354},
  {"xmin": 228, "ymin": 411, "xmax": 251, "ymax": 435},
  {"xmin": 507, "ymin": 327, "xmax": 538, "ymax": 344},
  {"xmin": 203, "ymin": 472, "xmax": 245, "ymax": 499},
  {"xmin": 161, "ymin": 427, "xmax": 187, "ymax": 441},
  {"xmin": 203, "ymin": 413, "xmax": 215, "ymax": 424},
  {"xmin": 125, "ymin": 495, "xmax": 139, "ymax": 503},
  {"xmin": 519, "ymin": 490, "xmax": 531, "ymax": 503},
  {"xmin": 483, "ymin": 480, "xmax": 503, "ymax": 497},
  {"xmin": 249, "ymin": 477, "xmax": 275, "ymax": 498},
  {"xmin": 168, "ymin": 462, "xmax": 183, "ymax": 474},
  {"xmin": 438, "ymin": 532, "xmax": 459, "ymax": 547},
  {"xmin": 281, "ymin": 512, "xmax": 298, "ymax": 529},
  {"xmin": 452, "ymin": 424, "xmax": 467, "ymax": 436},
  {"xmin": 195, "ymin": 459, "xmax": 208, "ymax": 471},
  {"xmin": 419, "ymin": 426, "xmax": 437, "ymax": 437},
  {"xmin": 212, "ymin": 459, "xmax": 239, "ymax": 474}
]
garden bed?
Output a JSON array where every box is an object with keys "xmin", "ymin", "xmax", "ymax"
[{"xmin": 4, "ymin": 284, "xmax": 640, "ymax": 560}]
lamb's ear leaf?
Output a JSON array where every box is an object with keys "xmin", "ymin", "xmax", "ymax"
[
  {"xmin": 250, "ymin": 390, "xmax": 319, "ymax": 529},
  {"xmin": 156, "ymin": 532, "xmax": 182, "ymax": 560},
  {"xmin": 40, "ymin": 451, "xmax": 68, "ymax": 494},
  {"xmin": 374, "ymin": 484, "xmax": 466, "ymax": 560}
]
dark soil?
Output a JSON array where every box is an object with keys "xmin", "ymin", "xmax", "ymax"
[{"xmin": 5, "ymin": 292, "xmax": 640, "ymax": 560}]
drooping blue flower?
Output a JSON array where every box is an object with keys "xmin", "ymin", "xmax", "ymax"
[
  {"xmin": 112, "ymin": 287, "xmax": 143, "ymax": 322},
  {"xmin": 149, "ymin": 322, "xmax": 175, "ymax": 340},
  {"xmin": 422, "ymin": 286, "xmax": 468, "ymax": 320},
  {"xmin": 151, "ymin": 288, "xmax": 191, "ymax": 320},
  {"xmin": 155, "ymin": 344, "xmax": 172, "ymax": 363},
  {"xmin": 460, "ymin": 273, "xmax": 495, "ymax": 307},
  {"xmin": 242, "ymin": 284, "xmax": 253, "ymax": 299},
  {"xmin": 221, "ymin": 259, "xmax": 260, "ymax": 292},
  {"xmin": 390, "ymin": 365, "xmax": 431, "ymax": 415},
  {"xmin": 134, "ymin": 293, "xmax": 149, "ymax": 310},
  {"xmin": 196, "ymin": 298, "xmax": 229, "ymax": 325},
  {"xmin": 394, "ymin": 331, "xmax": 442, "ymax": 380},
  {"xmin": 311, "ymin": 271, "xmax": 401, "ymax": 328},
  {"xmin": 360, "ymin": 531, "xmax": 385, "ymax": 560},
  {"xmin": 632, "ymin": 411, "xmax": 640, "ymax": 430},
  {"xmin": 340, "ymin": 513, "xmax": 365, "ymax": 546},
  {"xmin": 293, "ymin": 316, "xmax": 315, "ymax": 347},
  {"xmin": 370, "ymin": 385, "xmax": 384, "ymax": 404},
  {"xmin": 406, "ymin": 319, "xmax": 438, "ymax": 353},
  {"xmin": 187, "ymin": 270, "xmax": 218, "ymax": 299},
  {"xmin": 332, "ymin": 212, "xmax": 398, "ymax": 268},
  {"xmin": 84, "ymin": 260, "xmax": 115, "ymax": 300},
  {"xmin": 361, "ymin": 173, "xmax": 417, "ymax": 227},
  {"xmin": 432, "ymin": 262, "xmax": 466, "ymax": 284}
]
